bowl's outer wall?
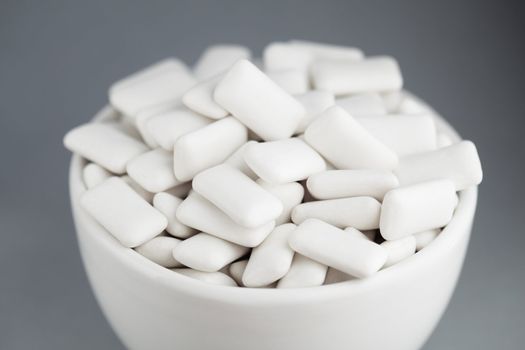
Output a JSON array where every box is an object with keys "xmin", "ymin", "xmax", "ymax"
[{"xmin": 70, "ymin": 100, "xmax": 477, "ymax": 350}]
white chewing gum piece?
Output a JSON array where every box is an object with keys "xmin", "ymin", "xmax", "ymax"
[
  {"xmin": 146, "ymin": 108, "xmax": 212, "ymax": 151},
  {"xmin": 176, "ymin": 192, "xmax": 275, "ymax": 247},
  {"xmin": 263, "ymin": 42, "xmax": 315, "ymax": 72},
  {"xmin": 263, "ymin": 41, "xmax": 363, "ymax": 72},
  {"xmin": 109, "ymin": 58, "xmax": 186, "ymax": 93},
  {"xmin": 414, "ymin": 229, "xmax": 440, "ymax": 251},
  {"xmin": 336, "ymin": 93, "xmax": 387, "ymax": 116},
  {"xmin": 109, "ymin": 58, "xmax": 196, "ymax": 117},
  {"xmin": 80, "ymin": 177, "xmax": 167, "ymax": 248},
  {"xmin": 135, "ymin": 236, "xmax": 182, "ymax": 268},
  {"xmin": 294, "ymin": 90, "xmax": 335, "ymax": 133},
  {"xmin": 120, "ymin": 175, "xmax": 154, "ymax": 203},
  {"xmin": 214, "ymin": 60, "xmax": 305, "ymax": 141},
  {"xmin": 82, "ymin": 163, "xmax": 112, "ymax": 189},
  {"xmin": 64, "ymin": 123, "xmax": 149, "ymax": 174},
  {"xmin": 291, "ymin": 197, "xmax": 381, "ymax": 230},
  {"xmin": 277, "ymin": 254, "xmax": 328, "ymax": 289},
  {"xmin": 126, "ymin": 149, "xmax": 181, "ymax": 193},
  {"xmin": 193, "ymin": 45, "xmax": 251, "ymax": 80},
  {"xmin": 193, "ymin": 164, "xmax": 283, "ymax": 228},
  {"xmin": 227, "ymin": 260, "xmax": 278, "ymax": 288},
  {"xmin": 380, "ymin": 236, "xmax": 417, "ymax": 268},
  {"xmin": 224, "ymin": 141, "xmax": 258, "ymax": 180},
  {"xmin": 173, "ymin": 233, "xmax": 249, "ymax": 272},
  {"xmin": 153, "ymin": 192, "xmax": 197, "ymax": 239},
  {"xmin": 395, "ymin": 140, "xmax": 483, "ymax": 191},
  {"xmin": 242, "ymin": 224, "xmax": 296, "ymax": 287},
  {"xmin": 304, "ymin": 106, "xmax": 398, "ymax": 170},
  {"xmin": 243, "ymin": 138, "xmax": 326, "ymax": 184},
  {"xmin": 380, "ymin": 179, "xmax": 458, "ymax": 241},
  {"xmin": 172, "ymin": 268, "xmax": 237, "ymax": 287},
  {"xmin": 354, "ymin": 114, "xmax": 437, "ymax": 156},
  {"xmin": 182, "ymin": 73, "xmax": 229, "ymax": 119},
  {"xmin": 307, "ymin": 169, "xmax": 399, "ymax": 201},
  {"xmin": 311, "ymin": 56, "xmax": 403, "ymax": 95},
  {"xmin": 173, "ymin": 117, "xmax": 248, "ymax": 181},
  {"xmin": 288, "ymin": 219, "xmax": 387, "ymax": 278},
  {"xmin": 266, "ymin": 69, "xmax": 309, "ymax": 95},
  {"xmin": 134, "ymin": 101, "xmax": 181, "ymax": 148},
  {"xmin": 256, "ymin": 180, "xmax": 304, "ymax": 225}
]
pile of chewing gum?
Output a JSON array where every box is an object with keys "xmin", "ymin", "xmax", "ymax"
[{"xmin": 65, "ymin": 41, "xmax": 483, "ymax": 288}]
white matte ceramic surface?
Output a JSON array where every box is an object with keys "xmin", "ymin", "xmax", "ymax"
[{"xmin": 69, "ymin": 92, "xmax": 477, "ymax": 350}]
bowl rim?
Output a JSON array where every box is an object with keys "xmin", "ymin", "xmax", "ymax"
[{"xmin": 69, "ymin": 92, "xmax": 478, "ymax": 305}]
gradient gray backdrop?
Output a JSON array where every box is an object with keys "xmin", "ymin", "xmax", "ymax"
[{"xmin": 1, "ymin": 1, "xmax": 524, "ymax": 349}]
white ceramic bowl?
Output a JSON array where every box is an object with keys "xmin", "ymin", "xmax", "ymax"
[{"xmin": 69, "ymin": 93, "xmax": 477, "ymax": 350}]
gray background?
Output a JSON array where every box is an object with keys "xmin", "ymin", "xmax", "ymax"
[{"xmin": 1, "ymin": 0, "xmax": 524, "ymax": 349}]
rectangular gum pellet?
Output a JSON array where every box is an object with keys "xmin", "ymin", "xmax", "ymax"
[
  {"xmin": 291, "ymin": 196, "xmax": 381, "ymax": 230},
  {"xmin": 214, "ymin": 60, "xmax": 305, "ymax": 141},
  {"xmin": 173, "ymin": 117, "xmax": 248, "ymax": 181},
  {"xmin": 354, "ymin": 114, "xmax": 437, "ymax": 156},
  {"xmin": 242, "ymin": 224, "xmax": 296, "ymax": 287},
  {"xmin": 277, "ymin": 254, "xmax": 328, "ymax": 288},
  {"xmin": 311, "ymin": 56, "xmax": 403, "ymax": 95},
  {"xmin": 133, "ymin": 101, "xmax": 182, "ymax": 148},
  {"xmin": 173, "ymin": 233, "xmax": 249, "ymax": 272},
  {"xmin": 263, "ymin": 41, "xmax": 363, "ymax": 72},
  {"xmin": 304, "ymin": 106, "xmax": 398, "ymax": 170},
  {"xmin": 288, "ymin": 219, "xmax": 387, "ymax": 278},
  {"xmin": 380, "ymin": 179, "xmax": 458, "ymax": 240},
  {"xmin": 146, "ymin": 108, "xmax": 212, "ymax": 151},
  {"xmin": 243, "ymin": 138, "xmax": 326, "ymax": 184},
  {"xmin": 380, "ymin": 236, "xmax": 416, "ymax": 267},
  {"xmin": 135, "ymin": 236, "xmax": 182, "ymax": 268},
  {"xmin": 126, "ymin": 148, "xmax": 181, "ymax": 193},
  {"xmin": 64, "ymin": 123, "xmax": 149, "ymax": 174},
  {"xmin": 176, "ymin": 192, "xmax": 275, "ymax": 247},
  {"xmin": 81, "ymin": 177, "xmax": 167, "ymax": 248},
  {"xmin": 307, "ymin": 169, "xmax": 399, "ymax": 201},
  {"xmin": 82, "ymin": 163, "xmax": 112, "ymax": 189},
  {"xmin": 109, "ymin": 58, "xmax": 196, "ymax": 116},
  {"xmin": 394, "ymin": 140, "xmax": 483, "ymax": 191},
  {"xmin": 192, "ymin": 164, "xmax": 283, "ymax": 228}
]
